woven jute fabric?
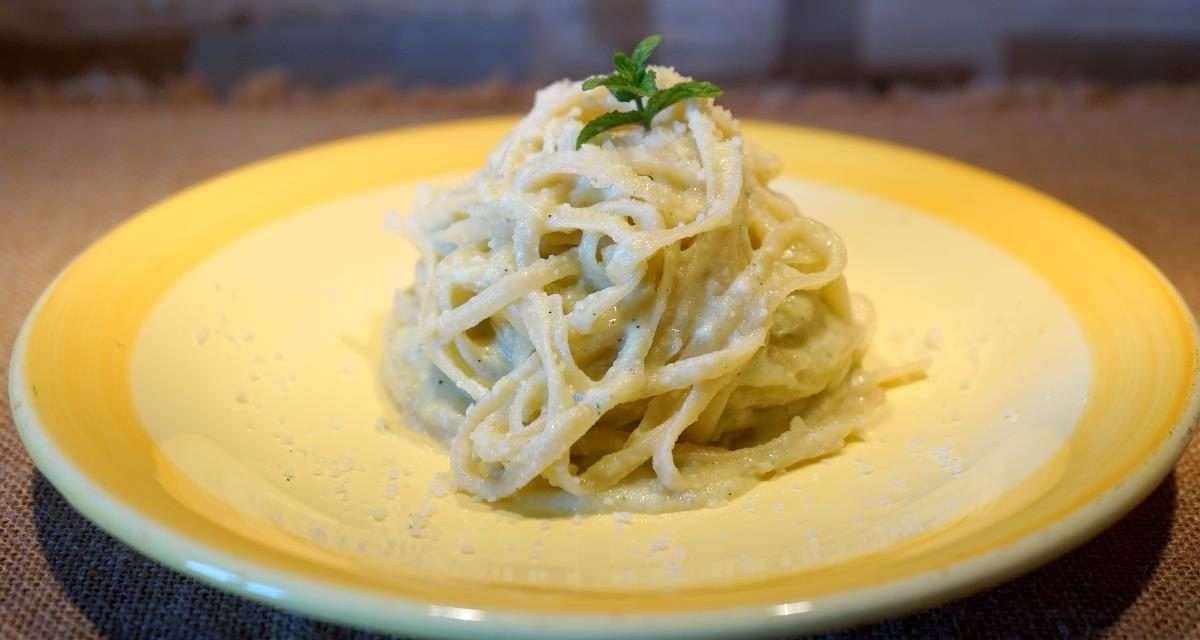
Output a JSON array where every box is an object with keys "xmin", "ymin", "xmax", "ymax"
[{"xmin": 2, "ymin": 88, "xmax": 1199, "ymax": 639}]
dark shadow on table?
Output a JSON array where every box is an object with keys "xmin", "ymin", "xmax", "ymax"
[{"xmin": 34, "ymin": 471, "xmax": 1177, "ymax": 640}]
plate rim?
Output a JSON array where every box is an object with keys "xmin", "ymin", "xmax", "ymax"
[{"xmin": 10, "ymin": 116, "xmax": 1200, "ymax": 638}]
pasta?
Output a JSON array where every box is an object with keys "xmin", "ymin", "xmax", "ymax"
[{"xmin": 384, "ymin": 69, "xmax": 912, "ymax": 513}]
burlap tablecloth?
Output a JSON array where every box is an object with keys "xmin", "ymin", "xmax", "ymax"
[{"xmin": 2, "ymin": 87, "xmax": 1199, "ymax": 638}]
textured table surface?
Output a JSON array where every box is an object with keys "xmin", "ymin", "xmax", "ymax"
[{"xmin": 2, "ymin": 86, "xmax": 1199, "ymax": 638}]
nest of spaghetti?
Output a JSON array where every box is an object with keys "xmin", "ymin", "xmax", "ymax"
[{"xmin": 385, "ymin": 70, "xmax": 906, "ymax": 513}]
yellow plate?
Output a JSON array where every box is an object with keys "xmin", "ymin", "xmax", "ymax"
[{"xmin": 10, "ymin": 118, "xmax": 1199, "ymax": 638}]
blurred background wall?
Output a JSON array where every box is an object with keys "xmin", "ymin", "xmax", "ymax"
[{"xmin": 2, "ymin": 0, "xmax": 1199, "ymax": 96}]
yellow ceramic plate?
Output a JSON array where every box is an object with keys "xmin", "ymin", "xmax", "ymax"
[{"xmin": 11, "ymin": 118, "xmax": 1199, "ymax": 638}]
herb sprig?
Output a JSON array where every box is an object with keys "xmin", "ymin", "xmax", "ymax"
[{"xmin": 576, "ymin": 34, "xmax": 723, "ymax": 149}]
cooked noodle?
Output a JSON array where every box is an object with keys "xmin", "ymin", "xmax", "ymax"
[{"xmin": 384, "ymin": 69, "xmax": 908, "ymax": 512}]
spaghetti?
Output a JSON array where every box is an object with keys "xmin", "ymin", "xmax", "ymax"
[{"xmin": 384, "ymin": 69, "xmax": 910, "ymax": 512}]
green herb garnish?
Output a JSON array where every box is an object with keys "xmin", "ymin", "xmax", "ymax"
[{"xmin": 576, "ymin": 34, "xmax": 723, "ymax": 149}]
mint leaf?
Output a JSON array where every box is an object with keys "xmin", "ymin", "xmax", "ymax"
[
  {"xmin": 587, "ymin": 75, "xmax": 650, "ymax": 102},
  {"xmin": 645, "ymin": 80, "xmax": 723, "ymax": 117},
  {"xmin": 577, "ymin": 35, "xmax": 722, "ymax": 149},
  {"xmin": 631, "ymin": 34, "xmax": 662, "ymax": 72},
  {"xmin": 576, "ymin": 110, "xmax": 645, "ymax": 149},
  {"xmin": 638, "ymin": 69, "xmax": 658, "ymax": 95},
  {"xmin": 613, "ymin": 52, "xmax": 636, "ymax": 79},
  {"xmin": 582, "ymin": 73, "xmax": 618, "ymax": 91}
]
